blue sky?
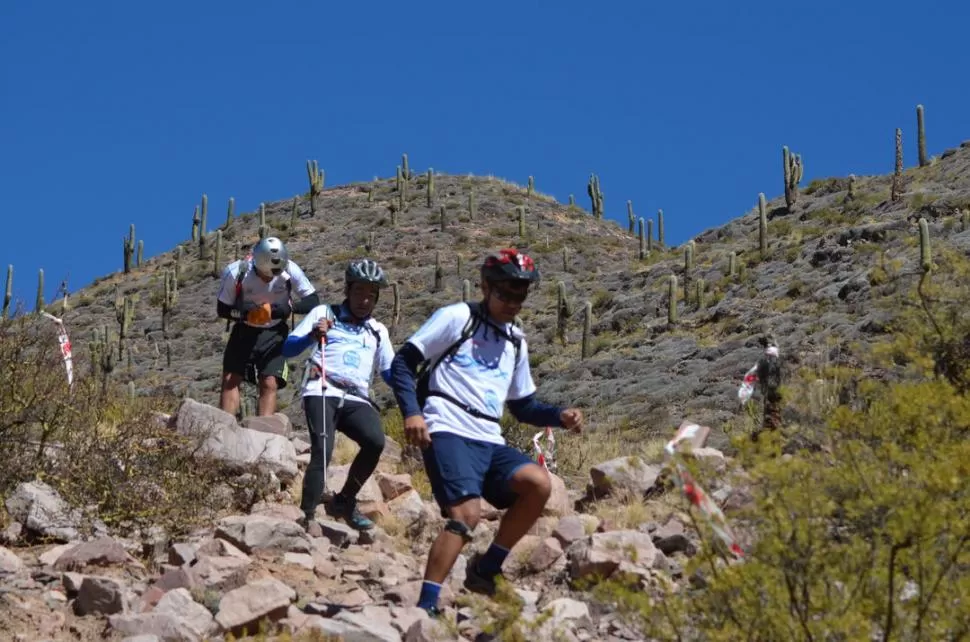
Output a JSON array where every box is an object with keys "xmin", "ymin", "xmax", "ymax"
[{"xmin": 2, "ymin": 1, "xmax": 967, "ymax": 311}]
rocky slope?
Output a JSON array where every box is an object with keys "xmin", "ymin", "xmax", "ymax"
[
  {"xmin": 0, "ymin": 397, "xmax": 733, "ymax": 641},
  {"xmin": 5, "ymin": 138, "xmax": 970, "ymax": 639}
]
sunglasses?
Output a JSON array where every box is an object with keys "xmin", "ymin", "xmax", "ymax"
[{"xmin": 492, "ymin": 287, "xmax": 529, "ymax": 304}]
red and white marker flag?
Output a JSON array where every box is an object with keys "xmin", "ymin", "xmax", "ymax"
[
  {"xmin": 664, "ymin": 421, "xmax": 744, "ymax": 559},
  {"xmin": 40, "ymin": 312, "xmax": 74, "ymax": 390}
]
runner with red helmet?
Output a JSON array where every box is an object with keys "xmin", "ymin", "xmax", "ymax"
[{"xmin": 389, "ymin": 248, "xmax": 584, "ymax": 617}]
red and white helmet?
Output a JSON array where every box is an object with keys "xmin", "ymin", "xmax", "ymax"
[{"xmin": 480, "ymin": 248, "xmax": 540, "ymax": 285}]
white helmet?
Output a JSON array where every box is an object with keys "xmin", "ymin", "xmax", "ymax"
[{"xmin": 253, "ymin": 237, "xmax": 289, "ymax": 276}]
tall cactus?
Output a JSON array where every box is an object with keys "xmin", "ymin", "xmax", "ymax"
[
  {"xmin": 919, "ymin": 217, "xmax": 932, "ymax": 273},
  {"xmin": 307, "ymin": 160, "xmax": 324, "ymax": 216},
  {"xmin": 401, "ymin": 153, "xmax": 410, "ymax": 180},
  {"xmin": 137, "ymin": 240, "xmax": 144, "ymax": 267},
  {"xmin": 759, "ymin": 192, "xmax": 768, "ymax": 259},
  {"xmin": 528, "ymin": 176, "xmax": 535, "ymax": 198},
  {"xmin": 35, "ymin": 269, "xmax": 44, "ymax": 314},
  {"xmin": 468, "ymin": 189, "xmax": 476, "ymax": 219},
  {"xmin": 191, "ymin": 206, "xmax": 200, "ymax": 243},
  {"xmin": 568, "ymin": 194, "xmax": 575, "ymax": 207},
  {"xmin": 517, "ymin": 206, "xmax": 526, "ymax": 238},
  {"xmin": 224, "ymin": 196, "xmax": 235, "ymax": 229},
  {"xmin": 433, "ymin": 251, "xmax": 443, "ymax": 292},
  {"xmin": 556, "ymin": 281, "xmax": 572, "ymax": 345},
  {"xmin": 258, "ymin": 203, "xmax": 268, "ymax": 240},
  {"xmin": 647, "ymin": 219, "xmax": 654, "ymax": 253},
  {"xmin": 456, "ymin": 254, "xmax": 463, "ymax": 277},
  {"xmin": 426, "ymin": 168, "xmax": 435, "ymax": 207},
  {"xmin": 845, "ymin": 175, "xmax": 856, "ymax": 203},
  {"xmin": 562, "ymin": 247, "xmax": 569, "ymax": 272},
  {"xmin": 587, "ymin": 174, "xmax": 604, "ymax": 218},
  {"xmin": 728, "ymin": 251, "xmax": 737, "ymax": 278},
  {"xmin": 290, "ymin": 197, "xmax": 299, "ymax": 230},
  {"xmin": 684, "ymin": 241, "xmax": 694, "ymax": 272},
  {"xmin": 123, "ymin": 223, "xmax": 136, "ymax": 274},
  {"xmin": 638, "ymin": 218, "xmax": 646, "ymax": 260},
  {"xmin": 396, "ymin": 166, "xmax": 403, "ymax": 192},
  {"xmin": 2, "ymin": 264, "xmax": 12, "ymax": 320},
  {"xmin": 440, "ymin": 205, "xmax": 447, "ymax": 232},
  {"xmin": 668, "ymin": 275, "xmax": 678, "ymax": 325},
  {"xmin": 892, "ymin": 128, "xmax": 903, "ymax": 202},
  {"xmin": 783, "ymin": 146, "xmax": 803, "ymax": 210},
  {"xmin": 695, "ymin": 278, "xmax": 705, "ymax": 310},
  {"xmin": 115, "ymin": 294, "xmax": 135, "ymax": 362},
  {"xmin": 199, "ymin": 193, "xmax": 208, "ymax": 257},
  {"xmin": 174, "ymin": 246, "xmax": 183, "ymax": 283},
  {"xmin": 658, "ymin": 210, "xmax": 665, "ymax": 248},
  {"xmin": 162, "ymin": 270, "xmax": 178, "ymax": 337},
  {"xmin": 213, "ymin": 230, "xmax": 223, "ymax": 278},
  {"xmin": 916, "ymin": 104, "xmax": 927, "ymax": 167},
  {"xmin": 627, "ymin": 201, "xmax": 635, "ymax": 234},
  {"xmin": 581, "ymin": 301, "xmax": 593, "ymax": 360},
  {"xmin": 461, "ymin": 279, "xmax": 471, "ymax": 303}
]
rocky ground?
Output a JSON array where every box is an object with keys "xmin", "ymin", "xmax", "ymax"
[{"xmin": 0, "ymin": 397, "xmax": 740, "ymax": 641}]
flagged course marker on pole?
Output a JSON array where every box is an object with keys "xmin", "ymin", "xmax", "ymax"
[
  {"xmin": 664, "ymin": 420, "xmax": 745, "ymax": 559},
  {"xmin": 40, "ymin": 311, "xmax": 74, "ymax": 391}
]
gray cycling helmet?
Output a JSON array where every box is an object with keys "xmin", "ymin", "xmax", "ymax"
[
  {"xmin": 252, "ymin": 237, "xmax": 289, "ymax": 276},
  {"xmin": 345, "ymin": 259, "xmax": 389, "ymax": 288}
]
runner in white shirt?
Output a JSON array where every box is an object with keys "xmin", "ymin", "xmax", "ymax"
[
  {"xmin": 389, "ymin": 249, "xmax": 584, "ymax": 617},
  {"xmin": 216, "ymin": 237, "xmax": 318, "ymax": 417},
  {"xmin": 283, "ymin": 259, "xmax": 394, "ymax": 532}
]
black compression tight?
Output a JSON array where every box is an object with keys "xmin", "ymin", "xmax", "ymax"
[{"xmin": 299, "ymin": 395, "xmax": 386, "ymax": 517}]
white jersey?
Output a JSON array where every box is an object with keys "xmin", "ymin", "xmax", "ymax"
[
  {"xmin": 407, "ymin": 302, "xmax": 536, "ymax": 445},
  {"xmin": 292, "ymin": 303, "xmax": 394, "ymax": 405},
  {"xmin": 217, "ymin": 259, "xmax": 315, "ymax": 329}
]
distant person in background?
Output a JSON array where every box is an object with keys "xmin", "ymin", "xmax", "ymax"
[
  {"xmin": 388, "ymin": 248, "xmax": 584, "ymax": 617},
  {"xmin": 283, "ymin": 259, "xmax": 395, "ymax": 533},
  {"xmin": 216, "ymin": 237, "xmax": 318, "ymax": 417}
]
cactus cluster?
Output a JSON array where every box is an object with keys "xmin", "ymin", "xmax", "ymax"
[
  {"xmin": 90, "ymin": 326, "xmax": 116, "ymax": 381},
  {"xmin": 587, "ymin": 174, "xmax": 604, "ymax": 219},
  {"xmin": 783, "ymin": 146, "xmax": 804, "ymax": 210},
  {"xmin": 307, "ymin": 160, "xmax": 324, "ymax": 216}
]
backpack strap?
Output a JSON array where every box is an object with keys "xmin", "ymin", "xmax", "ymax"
[{"xmin": 415, "ymin": 302, "xmax": 522, "ymax": 423}]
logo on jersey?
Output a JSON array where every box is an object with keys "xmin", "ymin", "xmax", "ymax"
[
  {"xmin": 484, "ymin": 390, "xmax": 501, "ymax": 416},
  {"xmin": 343, "ymin": 351, "xmax": 361, "ymax": 368}
]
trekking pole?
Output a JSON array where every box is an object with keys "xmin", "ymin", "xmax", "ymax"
[{"xmin": 319, "ymin": 334, "xmax": 329, "ymax": 501}]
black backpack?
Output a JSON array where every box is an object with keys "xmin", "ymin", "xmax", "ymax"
[{"xmin": 414, "ymin": 302, "xmax": 522, "ymax": 423}]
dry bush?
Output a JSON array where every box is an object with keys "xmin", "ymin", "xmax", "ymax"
[{"xmin": 0, "ymin": 315, "xmax": 236, "ymax": 537}]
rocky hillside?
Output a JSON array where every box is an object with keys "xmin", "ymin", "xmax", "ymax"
[
  {"xmin": 3, "ymin": 135, "xmax": 970, "ymax": 640},
  {"xmin": 50, "ymin": 140, "xmax": 970, "ymax": 452}
]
